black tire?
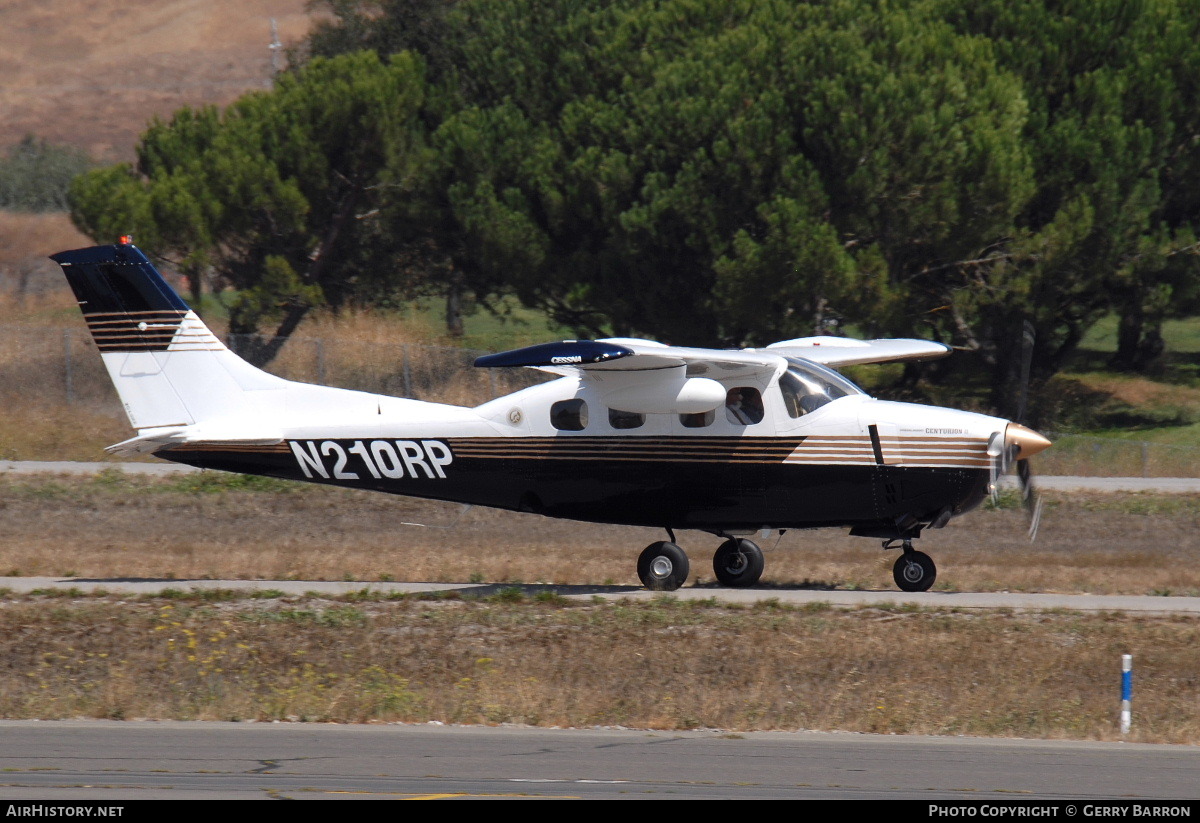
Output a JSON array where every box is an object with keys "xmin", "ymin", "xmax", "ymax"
[
  {"xmin": 637, "ymin": 541, "xmax": 690, "ymax": 591},
  {"xmin": 893, "ymin": 550, "xmax": 936, "ymax": 592},
  {"xmin": 712, "ymin": 538, "xmax": 765, "ymax": 587}
]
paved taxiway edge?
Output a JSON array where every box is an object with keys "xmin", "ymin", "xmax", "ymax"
[{"xmin": 4, "ymin": 576, "xmax": 1200, "ymax": 614}]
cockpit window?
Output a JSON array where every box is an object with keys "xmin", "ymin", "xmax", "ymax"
[
  {"xmin": 550, "ymin": 398, "xmax": 588, "ymax": 431},
  {"xmin": 779, "ymin": 358, "xmax": 864, "ymax": 418}
]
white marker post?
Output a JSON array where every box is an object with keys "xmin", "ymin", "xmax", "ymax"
[{"xmin": 1120, "ymin": 654, "xmax": 1133, "ymax": 735}]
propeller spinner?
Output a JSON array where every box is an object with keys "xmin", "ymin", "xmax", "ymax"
[{"xmin": 987, "ymin": 423, "xmax": 1052, "ymax": 541}]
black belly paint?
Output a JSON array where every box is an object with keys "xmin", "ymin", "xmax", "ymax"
[{"xmin": 156, "ymin": 435, "xmax": 990, "ymax": 532}]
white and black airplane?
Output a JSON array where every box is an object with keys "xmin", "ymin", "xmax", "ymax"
[{"xmin": 51, "ymin": 240, "xmax": 1050, "ymax": 592}]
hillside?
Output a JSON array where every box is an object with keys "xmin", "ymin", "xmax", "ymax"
[
  {"xmin": 0, "ymin": 1, "xmax": 316, "ymax": 297},
  {"xmin": 0, "ymin": 0, "xmax": 313, "ymax": 160}
]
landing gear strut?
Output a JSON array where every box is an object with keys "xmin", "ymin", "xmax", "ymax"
[{"xmin": 888, "ymin": 539, "xmax": 937, "ymax": 592}]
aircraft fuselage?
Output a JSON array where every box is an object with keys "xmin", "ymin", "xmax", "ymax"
[{"xmin": 156, "ymin": 392, "xmax": 998, "ymax": 536}]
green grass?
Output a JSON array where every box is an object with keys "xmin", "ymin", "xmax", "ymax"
[
  {"xmin": 164, "ymin": 472, "xmax": 298, "ymax": 495},
  {"xmin": 1080, "ymin": 313, "xmax": 1200, "ymax": 355},
  {"xmin": 400, "ymin": 294, "xmax": 575, "ymax": 352},
  {"xmin": 1087, "ymin": 421, "xmax": 1200, "ymax": 446}
]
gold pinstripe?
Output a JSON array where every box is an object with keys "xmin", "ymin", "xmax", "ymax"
[
  {"xmin": 83, "ymin": 309, "xmax": 223, "ymax": 352},
  {"xmin": 167, "ymin": 435, "xmax": 993, "ymax": 470}
]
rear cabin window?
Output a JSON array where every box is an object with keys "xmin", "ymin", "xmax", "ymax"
[
  {"xmin": 608, "ymin": 408, "xmax": 644, "ymax": 429},
  {"xmin": 725, "ymin": 387, "xmax": 765, "ymax": 425},
  {"xmin": 680, "ymin": 409, "xmax": 715, "ymax": 428},
  {"xmin": 550, "ymin": 398, "xmax": 588, "ymax": 431}
]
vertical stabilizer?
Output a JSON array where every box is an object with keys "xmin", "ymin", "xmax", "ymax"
[{"xmin": 50, "ymin": 242, "xmax": 285, "ymax": 430}]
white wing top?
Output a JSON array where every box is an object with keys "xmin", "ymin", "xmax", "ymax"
[
  {"xmin": 474, "ymin": 336, "xmax": 952, "ymax": 416},
  {"xmin": 475, "ymin": 335, "xmax": 951, "ymax": 375},
  {"xmin": 763, "ymin": 336, "xmax": 952, "ymax": 367}
]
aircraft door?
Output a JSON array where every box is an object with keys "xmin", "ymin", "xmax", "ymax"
[{"xmin": 867, "ymin": 421, "xmax": 905, "ymax": 519}]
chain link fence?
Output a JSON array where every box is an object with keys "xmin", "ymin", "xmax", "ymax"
[{"xmin": 2, "ymin": 324, "xmax": 1197, "ymax": 477}]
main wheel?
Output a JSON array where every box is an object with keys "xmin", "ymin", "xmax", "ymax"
[
  {"xmin": 893, "ymin": 550, "xmax": 936, "ymax": 592},
  {"xmin": 637, "ymin": 541, "xmax": 690, "ymax": 591},
  {"xmin": 712, "ymin": 538, "xmax": 765, "ymax": 587}
]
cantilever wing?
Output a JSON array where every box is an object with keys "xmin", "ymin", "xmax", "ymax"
[
  {"xmin": 764, "ymin": 336, "xmax": 952, "ymax": 367},
  {"xmin": 475, "ymin": 338, "xmax": 789, "ymax": 415},
  {"xmin": 474, "ymin": 338, "xmax": 787, "ymax": 378},
  {"xmin": 474, "ymin": 336, "xmax": 950, "ymax": 375}
]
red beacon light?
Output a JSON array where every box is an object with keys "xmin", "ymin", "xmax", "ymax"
[{"xmin": 118, "ymin": 235, "xmax": 133, "ymax": 245}]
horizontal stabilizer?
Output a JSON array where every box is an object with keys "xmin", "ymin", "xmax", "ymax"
[{"xmin": 106, "ymin": 422, "xmax": 285, "ymax": 456}]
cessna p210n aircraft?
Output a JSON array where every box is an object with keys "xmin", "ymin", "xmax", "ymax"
[{"xmin": 51, "ymin": 240, "xmax": 1051, "ymax": 592}]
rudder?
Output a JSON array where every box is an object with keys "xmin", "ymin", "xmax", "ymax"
[{"xmin": 50, "ymin": 241, "xmax": 281, "ymax": 431}]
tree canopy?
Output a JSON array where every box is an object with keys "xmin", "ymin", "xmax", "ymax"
[
  {"xmin": 69, "ymin": 0, "xmax": 1200, "ymax": 420},
  {"xmin": 70, "ymin": 50, "xmax": 431, "ymax": 364}
]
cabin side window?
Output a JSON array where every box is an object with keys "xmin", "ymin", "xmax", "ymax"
[
  {"xmin": 680, "ymin": 409, "xmax": 715, "ymax": 428},
  {"xmin": 608, "ymin": 408, "xmax": 644, "ymax": 430},
  {"xmin": 725, "ymin": 387, "xmax": 765, "ymax": 425},
  {"xmin": 550, "ymin": 398, "xmax": 588, "ymax": 431}
]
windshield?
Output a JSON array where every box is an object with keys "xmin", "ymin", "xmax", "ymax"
[{"xmin": 779, "ymin": 357, "xmax": 865, "ymax": 417}]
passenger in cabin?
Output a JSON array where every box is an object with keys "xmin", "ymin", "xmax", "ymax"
[{"xmin": 725, "ymin": 387, "xmax": 763, "ymax": 425}]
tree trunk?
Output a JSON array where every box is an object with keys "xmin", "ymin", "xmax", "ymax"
[
  {"xmin": 227, "ymin": 303, "xmax": 312, "ymax": 368},
  {"xmin": 1110, "ymin": 307, "xmax": 1165, "ymax": 374},
  {"xmin": 184, "ymin": 265, "xmax": 204, "ymax": 317},
  {"xmin": 445, "ymin": 269, "xmax": 465, "ymax": 338}
]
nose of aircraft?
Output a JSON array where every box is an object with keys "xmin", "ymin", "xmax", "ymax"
[{"xmin": 1006, "ymin": 422, "xmax": 1051, "ymax": 458}]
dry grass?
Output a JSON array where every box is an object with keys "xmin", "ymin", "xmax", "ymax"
[
  {"xmin": 0, "ymin": 0, "xmax": 314, "ymax": 160},
  {"xmin": 254, "ymin": 312, "xmax": 543, "ymax": 405},
  {"xmin": 0, "ymin": 592, "xmax": 1196, "ymax": 742},
  {"xmin": 0, "ymin": 473, "xmax": 1197, "ymax": 595},
  {"xmin": 1083, "ymin": 374, "xmax": 1200, "ymax": 410},
  {"xmin": 1, "ymin": 476, "xmax": 1198, "ymax": 739},
  {"xmin": 0, "ymin": 403, "xmax": 130, "ymax": 463},
  {"xmin": 0, "ymin": 212, "xmax": 92, "ymax": 314}
]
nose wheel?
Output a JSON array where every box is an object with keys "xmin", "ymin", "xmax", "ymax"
[{"xmin": 891, "ymin": 542, "xmax": 936, "ymax": 592}]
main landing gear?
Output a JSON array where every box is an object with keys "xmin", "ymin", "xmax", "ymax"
[
  {"xmin": 712, "ymin": 537, "xmax": 765, "ymax": 587},
  {"xmin": 637, "ymin": 532, "xmax": 765, "ymax": 591},
  {"xmin": 887, "ymin": 539, "xmax": 937, "ymax": 592}
]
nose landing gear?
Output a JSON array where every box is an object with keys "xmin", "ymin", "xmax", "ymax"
[{"xmin": 887, "ymin": 539, "xmax": 937, "ymax": 592}]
